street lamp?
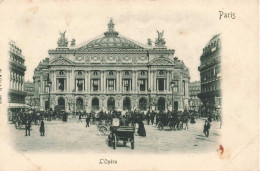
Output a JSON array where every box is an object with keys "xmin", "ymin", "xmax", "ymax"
[
  {"xmin": 47, "ymin": 80, "xmax": 52, "ymax": 110},
  {"xmin": 170, "ymin": 80, "xmax": 176, "ymax": 112},
  {"xmin": 148, "ymin": 88, "xmax": 151, "ymax": 113}
]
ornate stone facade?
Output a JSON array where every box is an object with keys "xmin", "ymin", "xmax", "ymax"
[
  {"xmin": 188, "ymin": 81, "xmax": 201, "ymax": 112},
  {"xmin": 198, "ymin": 34, "xmax": 221, "ymax": 116},
  {"xmin": 34, "ymin": 19, "xmax": 190, "ymax": 113},
  {"xmin": 8, "ymin": 41, "xmax": 27, "ymax": 112}
]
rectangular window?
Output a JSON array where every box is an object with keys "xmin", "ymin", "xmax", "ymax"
[
  {"xmin": 92, "ymin": 79, "xmax": 99, "ymax": 91},
  {"xmin": 107, "ymin": 79, "xmax": 115, "ymax": 91},
  {"xmin": 139, "ymin": 79, "xmax": 146, "ymax": 91},
  {"xmin": 76, "ymin": 79, "xmax": 84, "ymax": 91},
  {"xmin": 57, "ymin": 78, "xmax": 66, "ymax": 91},
  {"xmin": 123, "ymin": 79, "xmax": 131, "ymax": 91},
  {"xmin": 158, "ymin": 78, "xmax": 165, "ymax": 91}
]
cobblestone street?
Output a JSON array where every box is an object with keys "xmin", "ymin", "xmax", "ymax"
[{"xmin": 9, "ymin": 118, "xmax": 221, "ymax": 153}]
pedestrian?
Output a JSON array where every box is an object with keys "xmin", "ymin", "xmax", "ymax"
[
  {"xmin": 86, "ymin": 114, "xmax": 90, "ymax": 127},
  {"xmin": 137, "ymin": 117, "xmax": 146, "ymax": 137},
  {"xmin": 203, "ymin": 120, "xmax": 211, "ymax": 137},
  {"xmin": 78, "ymin": 112, "xmax": 82, "ymax": 122},
  {"xmin": 25, "ymin": 119, "xmax": 31, "ymax": 136},
  {"xmin": 39, "ymin": 120, "xmax": 45, "ymax": 136}
]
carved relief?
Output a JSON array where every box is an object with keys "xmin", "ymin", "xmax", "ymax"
[
  {"xmin": 150, "ymin": 58, "xmax": 174, "ymax": 66},
  {"xmin": 51, "ymin": 59, "xmax": 72, "ymax": 65}
]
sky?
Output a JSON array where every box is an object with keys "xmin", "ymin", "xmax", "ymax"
[{"xmin": 1, "ymin": 0, "xmax": 220, "ymax": 82}]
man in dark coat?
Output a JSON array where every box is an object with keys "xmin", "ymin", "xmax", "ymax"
[
  {"xmin": 25, "ymin": 119, "xmax": 31, "ymax": 136},
  {"xmin": 86, "ymin": 114, "xmax": 90, "ymax": 127},
  {"xmin": 203, "ymin": 120, "xmax": 211, "ymax": 137},
  {"xmin": 39, "ymin": 120, "xmax": 45, "ymax": 136}
]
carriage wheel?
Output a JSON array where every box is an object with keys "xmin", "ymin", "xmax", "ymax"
[
  {"xmin": 113, "ymin": 134, "xmax": 117, "ymax": 150},
  {"xmin": 99, "ymin": 126, "xmax": 108, "ymax": 136},
  {"xmin": 158, "ymin": 122, "xmax": 163, "ymax": 130},
  {"xmin": 168, "ymin": 122, "xmax": 174, "ymax": 130}
]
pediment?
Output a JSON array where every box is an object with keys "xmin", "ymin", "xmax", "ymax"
[
  {"xmin": 50, "ymin": 57, "xmax": 74, "ymax": 65},
  {"xmin": 149, "ymin": 57, "xmax": 174, "ymax": 66}
]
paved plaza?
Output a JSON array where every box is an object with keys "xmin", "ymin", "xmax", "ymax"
[{"xmin": 9, "ymin": 118, "xmax": 221, "ymax": 153}]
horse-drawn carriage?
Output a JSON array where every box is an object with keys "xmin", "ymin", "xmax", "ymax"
[{"xmin": 108, "ymin": 118, "xmax": 135, "ymax": 150}]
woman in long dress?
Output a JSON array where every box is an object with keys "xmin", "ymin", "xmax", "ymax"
[{"xmin": 137, "ymin": 117, "xmax": 146, "ymax": 137}]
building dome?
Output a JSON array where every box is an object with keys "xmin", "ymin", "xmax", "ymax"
[
  {"xmin": 76, "ymin": 18, "xmax": 147, "ymax": 50},
  {"xmin": 83, "ymin": 35, "xmax": 144, "ymax": 49}
]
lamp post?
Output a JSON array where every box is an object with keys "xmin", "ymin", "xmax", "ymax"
[
  {"xmin": 170, "ymin": 80, "xmax": 176, "ymax": 112},
  {"xmin": 47, "ymin": 80, "xmax": 52, "ymax": 111},
  {"xmin": 148, "ymin": 88, "xmax": 151, "ymax": 113}
]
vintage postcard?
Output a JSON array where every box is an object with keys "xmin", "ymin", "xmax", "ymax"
[{"xmin": 0, "ymin": 0, "xmax": 258, "ymax": 170}]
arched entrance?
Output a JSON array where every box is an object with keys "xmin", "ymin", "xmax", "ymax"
[
  {"xmin": 107, "ymin": 97, "xmax": 115, "ymax": 111},
  {"xmin": 92, "ymin": 97, "xmax": 99, "ymax": 111},
  {"xmin": 158, "ymin": 97, "xmax": 166, "ymax": 111},
  {"xmin": 58, "ymin": 97, "xmax": 65, "ymax": 110},
  {"xmin": 76, "ymin": 97, "xmax": 83, "ymax": 111},
  {"xmin": 139, "ymin": 97, "xmax": 147, "ymax": 111},
  {"xmin": 123, "ymin": 97, "xmax": 131, "ymax": 111}
]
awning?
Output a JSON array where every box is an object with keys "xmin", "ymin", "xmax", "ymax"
[{"xmin": 8, "ymin": 103, "xmax": 30, "ymax": 108}]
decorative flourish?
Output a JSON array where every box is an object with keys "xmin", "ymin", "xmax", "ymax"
[
  {"xmin": 57, "ymin": 31, "xmax": 68, "ymax": 47},
  {"xmin": 150, "ymin": 58, "xmax": 174, "ymax": 65},
  {"xmin": 155, "ymin": 30, "xmax": 166, "ymax": 46}
]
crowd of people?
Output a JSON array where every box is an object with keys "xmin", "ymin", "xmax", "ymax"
[{"xmin": 9, "ymin": 108, "xmax": 220, "ymax": 138}]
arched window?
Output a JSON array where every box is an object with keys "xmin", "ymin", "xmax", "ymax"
[
  {"xmin": 92, "ymin": 97, "xmax": 99, "ymax": 111},
  {"xmin": 123, "ymin": 97, "xmax": 131, "ymax": 111},
  {"xmin": 139, "ymin": 98, "xmax": 147, "ymax": 111}
]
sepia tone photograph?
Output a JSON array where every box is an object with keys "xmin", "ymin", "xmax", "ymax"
[{"xmin": 0, "ymin": 0, "xmax": 258, "ymax": 170}]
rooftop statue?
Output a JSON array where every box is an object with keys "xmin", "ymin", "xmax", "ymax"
[
  {"xmin": 57, "ymin": 31, "xmax": 68, "ymax": 47},
  {"xmin": 155, "ymin": 30, "xmax": 166, "ymax": 46},
  {"xmin": 108, "ymin": 18, "xmax": 115, "ymax": 32},
  {"xmin": 147, "ymin": 38, "xmax": 153, "ymax": 46},
  {"xmin": 104, "ymin": 18, "xmax": 119, "ymax": 37},
  {"xmin": 71, "ymin": 39, "xmax": 76, "ymax": 46}
]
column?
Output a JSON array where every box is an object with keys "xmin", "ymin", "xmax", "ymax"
[
  {"xmin": 40, "ymin": 75, "xmax": 43, "ymax": 93},
  {"xmin": 100, "ymin": 71, "xmax": 103, "ymax": 92},
  {"xmin": 104, "ymin": 71, "xmax": 106, "ymax": 92},
  {"xmin": 68, "ymin": 71, "xmax": 71, "ymax": 92},
  {"xmin": 132, "ymin": 71, "xmax": 135, "ymax": 92},
  {"xmin": 148, "ymin": 67, "xmax": 151, "ymax": 90},
  {"xmin": 164, "ymin": 78, "xmax": 166, "ymax": 92},
  {"xmin": 136, "ymin": 71, "xmax": 138, "ymax": 92},
  {"xmin": 54, "ymin": 72, "xmax": 56, "ymax": 92},
  {"xmin": 119, "ymin": 71, "xmax": 122, "ymax": 92},
  {"xmin": 166, "ymin": 71, "xmax": 169, "ymax": 92},
  {"xmin": 116, "ymin": 71, "xmax": 119, "ymax": 92},
  {"xmin": 71, "ymin": 69, "xmax": 75, "ymax": 92},
  {"xmin": 85, "ymin": 71, "xmax": 88, "ymax": 92},
  {"xmin": 186, "ymin": 80, "xmax": 189, "ymax": 97},
  {"xmin": 52, "ymin": 71, "xmax": 54, "ymax": 91},
  {"xmin": 153, "ymin": 71, "xmax": 156, "ymax": 92},
  {"xmin": 87, "ymin": 71, "xmax": 90, "ymax": 92}
]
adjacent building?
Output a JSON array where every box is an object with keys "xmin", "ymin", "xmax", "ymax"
[
  {"xmin": 8, "ymin": 41, "xmax": 27, "ymax": 114},
  {"xmin": 198, "ymin": 34, "xmax": 221, "ymax": 116},
  {"xmin": 24, "ymin": 81, "xmax": 35, "ymax": 108},
  {"xmin": 188, "ymin": 81, "xmax": 201, "ymax": 112},
  {"xmin": 33, "ymin": 19, "xmax": 190, "ymax": 113}
]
